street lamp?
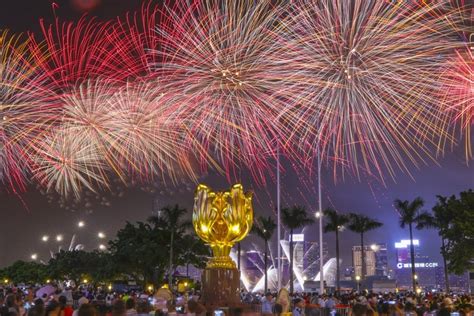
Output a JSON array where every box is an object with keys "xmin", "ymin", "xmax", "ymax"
[
  {"xmin": 98, "ymin": 232, "xmax": 106, "ymax": 239},
  {"xmin": 56, "ymin": 234, "xmax": 63, "ymax": 242},
  {"xmin": 355, "ymin": 275, "xmax": 361, "ymax": 292},
  {"xmin": 98, "ymin": 244, "xmax": 106, "ymax": 250},
  {"xmin": 41, "ymin": 235, "xmax": 49, "ymax": 242},
  {"xmin": 78, "ymin": 221, "xmax": 85, "ymax": 228},
  {"xmin": 31, "ymin": 254, "xmax": 38, "ymax": 260},
  {"xmin": 414, "ymin": 274, "xmax": 418, "ymax": 280}
]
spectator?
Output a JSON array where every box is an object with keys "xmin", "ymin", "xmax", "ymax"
[
  {"xmin": 45, "ymin": 300, "xmax": 61, "ymax": 316},
  {"xmin": 135, "ymin": 301, "xmax": 149, "ymax": 316},
  {"xmin": 292, "ymin": 298, "xmax": 305, "ymax": 316},
  {"xmin": 58, "ymin": 297, "xmax": 73, "ymax": 316},
  {"xmin": 124, "ymin": 299, "xmax": 136, "ymax": 316},
  {"xmin": 72, "ymin": 298, "xmax": 89, "ymax": 316},
  {"xmin": 5, "ymin": 294, "xmax": 18, "ymax": 316},
  {"xmin": 261, "ymin": 293, "xmax": 274, "ymax": 316},
  {"xmin": 111, "ymin": 300, "xmax": 125, "ymax": 316},
  {"xmin": 77, "ymin": 305, "xmax": 96, "ymax": 316}
]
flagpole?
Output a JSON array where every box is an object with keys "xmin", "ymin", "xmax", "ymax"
[
  {"xmin": 318, "ymin": 147, "xmax": 324, "ymax": 294},
  {"xmin": 277, "ymin": 145, "xmax": 282, "ymax": 291}
]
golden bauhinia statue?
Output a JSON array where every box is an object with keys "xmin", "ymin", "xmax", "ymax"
[{"xmin": 193, "ymin": 183, "xmax": 253, "ymax": 269}]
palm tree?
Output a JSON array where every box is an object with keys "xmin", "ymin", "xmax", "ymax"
[
  {"xmin": 177, "ymin": 235, "xmax": 210, "ymax": 276},
  {"xmin": 394, "ymin": 197, "xmax": 428, "ymax": 292},
  {"xmin": 323, "ymin": 208, "xmax": 349, "ymax": 291},
  {"xmin": 347, "ymin": 213, "xmax": 383, "ymax": 286},
  {"xmin": 282, "ymin": 205, "xmax": 314, "ymax": 294},
  {"xmin": 419, "ymin": 195, "xmax": 455, "ymax": 292},
  {"xmin": 252, "ymin": 215, "xmax": 277, "ymax": 293},
  {"xmin": 148, "ymin": 204, "xmax": 191, "ymax": 288}
]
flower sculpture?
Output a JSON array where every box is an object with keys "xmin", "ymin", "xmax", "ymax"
[{"xmin": 193, "ymin": 183, "xmax": 253, "ymax": 269}]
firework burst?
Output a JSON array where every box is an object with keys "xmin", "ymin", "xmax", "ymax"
[
  {"xmin": 30, "ymin": 127, "xmax": 107, "ymax": 199},
  {"xmin": 442, "ymin": 47, "xmax": 473, "ymax": 161},
  {"xmin": 278, "ymin": 0, "xmax": 464, "ymax": 180},
  {"xmin": 105, "ymin": 81, "xmax": 198, "ymax": 182},
  {"xmin": 58, "ymin": 80, "xmax": 116, "ymax": 181},
  {"xmin": 0, "ymin": 30, "xmax": 57, "ymax": 191},
  {"xmin": 154, "ymin": 0, "xmax": 291, "ymax": 181},
  {"xmin": 108, "ymin": 1, "xmax": 161, "ymax": 79},
  {"xmin": 28, "ymin": 17, "xmax": 119, "ymax": 91}
]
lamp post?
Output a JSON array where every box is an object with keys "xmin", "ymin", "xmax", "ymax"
[
  {"xmin": 355, "ymin": 275, "xmax": 361, "ymax": 292},
  {"xmin": 317, "ymin": 148, "xmax": 324, "ymax": 295},
  {"xmin": 277, "ymin": 145, "xmax": 281, "ymax": 291}
]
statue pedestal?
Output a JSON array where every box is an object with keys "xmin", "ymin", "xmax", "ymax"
[{"xmin": 200, "ymin": 267, "xmax": 240, "ymax": 308}]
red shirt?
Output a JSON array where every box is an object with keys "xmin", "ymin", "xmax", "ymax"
[{"xmin": 64, "ymin": 306, "xmax": 74, "ymax": 316}]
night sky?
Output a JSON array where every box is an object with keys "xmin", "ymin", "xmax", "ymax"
[{"xmin": 0, "ymin": 0, "xmax": 473, "ymax": 272}]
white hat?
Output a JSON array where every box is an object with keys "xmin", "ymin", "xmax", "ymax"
[{"xmin": 78, "ymin": 297, "xmax": 89, "ymax": 305}]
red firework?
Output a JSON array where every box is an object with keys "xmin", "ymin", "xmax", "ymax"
[
  {"xmin": 28, "ymin": 17, "xmax": 121, "ymax": 91},
  {"xmin": 154, "ymin": 0, "xmax": 291, "ymax": 182},
  {"xmin": 0, "ymin": 31, "xmax": 59, "ymax": 192},
  {"xmin": 108, "ymin": 1, "xmax": 161, "ymax": 80},
  {"xmin": 443, "ymin": 47, "xmax": 473, "ymax": 161}
]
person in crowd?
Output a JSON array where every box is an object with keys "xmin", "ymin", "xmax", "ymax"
[
  {"xmin": 111, "ymin": 300, "xmax": 125, "ymax": 316},
  {"xmin": 72, "ymin": 298, "xmax": 89, "ymax": 316},
  {"xmin": 292, "ymin": 298, "xmax": 305, "ymax": 316},
  {"xmin": 5, "ymin": 294, "xmax": 19, "ymax": 316},
  {"xmin": 58, "ymin": 296, "xmax": 73, "ymax": 316},
  {"xmin": 77, "ymin": 305, "xmax": 97, "ymax": 316},
  {"xmin": 124, "ymin": 299, "xmax": 136, "ymax": 316},
  {"xmin": 438, "ymin": 297, "xmax": 454, "ymax": 316},
  {"xmin": 275, "ymin": 289, "xmax": 290, "ymax": 314},
  {"xmin": 404, "ymin": 301, "xmax": 417, "ymax": 316},
  {"xmin": 352, "ymin": 303, "xmax": 368, "ymax": 316},
  {"xmin": 185, "ymin": 300, "xmax": 205, "ymax": 316},
  {"xmin": 261, "ymin": 292, "xmax": 274, "ymax": 316},
  {"xmin": 272, "ymin": 303, "xmax": 283, "ymax": 316},
  {"xmin": 45, "ymin": 300, "xmax": 62, "ymax": 316},
  {"xmin": 325, "ymin": 294, "xmax": 336, "ymax": 310},
  {"xmin": 135, "ymin": 301, "xmax": 149, "ymax": 316},
  {"xmin": 28, "ymin": 299, "xmax": 45, "ymax": 316}
]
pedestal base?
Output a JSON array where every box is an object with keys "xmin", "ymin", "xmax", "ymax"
[{"xmin": 200, "ymin": 267, "xmax": 240, "ymax": 308}]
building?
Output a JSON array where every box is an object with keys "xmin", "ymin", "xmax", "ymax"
[
  {"xmin": 351, "ymin": 243, "xmax": 388, "ymax": 279},
  {"xmin": 292, "ymin": 234, "xmax": 305, "ymax": 272},
  {"xmin": 393, "ymin": 239, "xmax": 443, "ymax": 289},
  {"xmin": 373, "ymin": 243, "xmax": 389, "ymax": 277},
  {"xmin": 289, "ymin": 234, "xmax": 328, "ymax": 280},
  {"xmin": 395, "ymin": 239, "xmax": 420, "ymax": 264},
  {"xmin": 395, "ymin": 262, "xmax": 440, "ymax": 289},
  {"xmin": 352, "ymin": 245, "xmax": 376, "ymax": 277}
]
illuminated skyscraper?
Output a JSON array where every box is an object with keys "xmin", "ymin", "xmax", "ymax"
[
  {"xmin": 351, "ymin": 243, "xmax": 388, "ymax": 279},
  {"xmin": 352, "ymin": 245, "xmax": 376, "ymax": 277},
  {"xmin": 373, "ymin": 243, "xmax": 388, "ymax": 277},
  {"xmin": 395, "ymin": 239, "xmax": 420, "ymax": 264}
]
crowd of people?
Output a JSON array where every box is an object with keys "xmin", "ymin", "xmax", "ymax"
[
  {"xmin": 0, "ymin": 284, "xmax": 472, "ymax": 316},
  {"xmin": 257, "ymin": 290, "xmax": 474, "ymax": 316}
]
